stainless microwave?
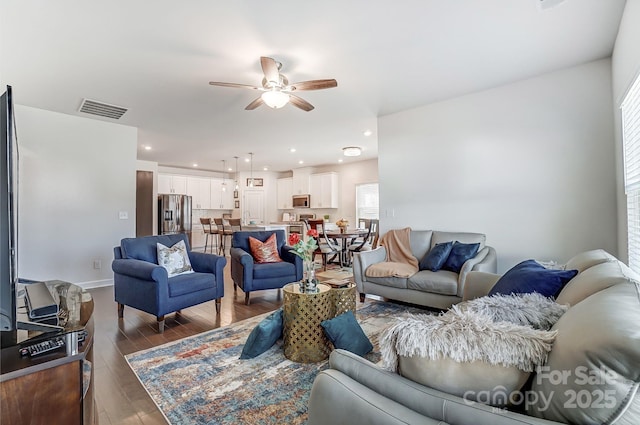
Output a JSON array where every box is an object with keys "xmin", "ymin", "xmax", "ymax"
[{"xmin": 292, "ymin": 194, "xmax": 311, "ymax": 208}]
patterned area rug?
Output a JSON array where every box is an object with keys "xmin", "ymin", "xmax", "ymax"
[{"xmin": 125, "ymin": 301, "xmax": 425, "ymax": 425}]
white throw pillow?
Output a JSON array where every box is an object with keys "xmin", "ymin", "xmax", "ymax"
[{"xmin": 157, "ymin": 240, "xmax": 194, "ymax": 277}]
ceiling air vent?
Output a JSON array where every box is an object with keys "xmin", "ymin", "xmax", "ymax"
[{"xmin": 78, "ymin": 99, "xmax": 128, "ymax": 119}]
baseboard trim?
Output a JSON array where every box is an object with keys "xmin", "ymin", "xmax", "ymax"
[{"xmin": 76, "ymin": 279, "xmax": 113, "ymax": 290}]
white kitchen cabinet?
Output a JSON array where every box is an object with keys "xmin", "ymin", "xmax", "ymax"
[
  {"xmin": 310, "ymin": 172, "xmax": 338, "ymax": 208},
  {"xmin": 191, "ymin": 224, "xmax": 206, "ymax": 250},
  {"xmin": 292, "ymin": 168, "xmax": 311, "ymax": 195},
  {"xmin": 186, "ymin": 177, "xmax": 211, "ymax": 209},
  {"xmin": 210, "ymin": 178, "xmax": 233, "ymax": 209},
  {"xmin": 277, "ymin": 177, "xmax": 293, "ymax": 209},
  {"xmin": 158, "ymin": 174, "xmax": 187, "ymax": 194}
]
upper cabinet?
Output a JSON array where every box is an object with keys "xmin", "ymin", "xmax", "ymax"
[
  {"xmin": 309, "ymin": 172, "xmax": 338, "ymax": 208},
  {"xmin": 159, "ymin": 174, "xmax": 232, "ymax": 209},
  {"xmin": 158, "ymin": 174, "xmax": 187, "ymax": 195},
  {"xmin": 277, "ymin": 178, "xmax": 293, "ymax": 209},
  {"xmin": 210, "ymin": 178, "xmax": 234, "ymax": 209},
  {"xmin": 292, "ymin": 168, "xmax": 311, "ymax": 195},
  {"xmin": 186, "ymin": 177, "xmax": 211, "ymax": 209}
]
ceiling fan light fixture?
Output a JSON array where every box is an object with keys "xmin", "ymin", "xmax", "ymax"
[
  {"xmin": 342, "ymin": 146, "xmax": 362, "ymax": 157},
  {"xmin": 261, "ymin": 89, "xmax": 290, "ymax": 109}
]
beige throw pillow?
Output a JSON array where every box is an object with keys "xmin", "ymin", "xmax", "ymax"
[{"xmin": 157, "ymin": 240, "xmax": 194, "ymax": 278}]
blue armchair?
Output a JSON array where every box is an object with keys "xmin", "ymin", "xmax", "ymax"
[
  {"xmin": 230, "ymin": 230, "xmax": 303, "ymax": 305},
  {"xmin": 112, "ymin": 233, "xmax": 226, "ymax": 333}
]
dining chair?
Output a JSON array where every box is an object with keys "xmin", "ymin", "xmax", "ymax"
[
  {"xmin": 199, "ymin": 217, "xmax": 218, "ymax": 253},
  {"xmin": 347, "ymin": 219, "xmax": 379, "ymax": 258},
  {"xmin": 307, "ymin": 219, "xmax": 342, "ymax": 270}
]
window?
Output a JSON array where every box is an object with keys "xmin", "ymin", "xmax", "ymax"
[
  {"xmin": 355, "ymin": 183, "xmax": 379, "ymax": 225},
  {"xmin": 622, "ymin": 73, "xmax": 640, "ymax": 272}
]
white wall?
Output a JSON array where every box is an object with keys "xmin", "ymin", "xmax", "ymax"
[
  {"xmin": 378, "ymin": 59, "xmax": 617, "ymax": 272},
  {"xmin": 612, "ymin": 0, "xmax": 640, "ymax": 263},
  {"xmin": 16, "ymin": 105, "xmax": 137, "ymax": 287}
]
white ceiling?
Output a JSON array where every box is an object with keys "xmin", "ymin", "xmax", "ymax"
[{"xmin": 0, "ymin": 0, "xmax": 627, "ymax": 173}]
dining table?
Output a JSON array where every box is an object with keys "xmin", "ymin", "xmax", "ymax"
[{"xmin": 322, "ymin": 228, "xmax": 370, "ymax": 267}]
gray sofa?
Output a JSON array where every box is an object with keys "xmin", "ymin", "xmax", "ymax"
[
  {"xmin": 308, "ymin": 249, "xmax": 640, "ymax": 425},
  {"xmin": 353, "ymin": 230, "xmax": 497, "ymax": 309}
]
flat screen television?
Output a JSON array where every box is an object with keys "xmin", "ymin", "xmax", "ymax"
[{"xmin": 1, "ymin": 85, "xmax": 18, "ymax": 333}]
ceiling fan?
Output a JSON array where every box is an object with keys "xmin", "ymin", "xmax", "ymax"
[{"xmin": 209, "ymin": 56, "xmax": 337, "ymax": 111}]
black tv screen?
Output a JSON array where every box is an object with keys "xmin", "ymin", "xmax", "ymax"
[{"xmin": 0, "ymin": 85, "xmax": 17, "ymax": 332}]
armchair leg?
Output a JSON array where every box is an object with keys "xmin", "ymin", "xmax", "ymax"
[
  {"xmin": 215, "ymin": 298, "xmax": 221, "ymax": 314},
  {"xmin": 157, "ymin": 316, "xmax": 165, "ymax": 333},
  {"xmin": 359, "ymin": 293, "xmax": 365, "ymax": 303},
  {"xmin": 245, "ymin": 292, "xmax": 250, "ymax": 305},
  {"xmin": 117, "ymin": 303, "xmax": 124, "ymax": 318}
]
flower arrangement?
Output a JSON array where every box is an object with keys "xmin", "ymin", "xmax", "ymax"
[
  {"xmin": 288, "ymin": 229, "xmax": 319, "ymax": 263},
  {"xmin": 288, "ymin": 229, "xmax": 320, "ymax": 291}
]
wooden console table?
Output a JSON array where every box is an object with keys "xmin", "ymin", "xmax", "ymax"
[{"xmin": 1, "ymin": 281, "xmax": 96, "ymax": 425}]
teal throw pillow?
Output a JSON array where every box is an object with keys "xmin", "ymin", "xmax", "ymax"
[
  {"xmin": 442, "ymin": 241, "xmax": 480, "ymax": 273},
  {"xmin": 239, "ymin": 308, "xmax": 283, "ymax": 359},
  {"xmin": 419, "ymin": 241, "xmax": 454, "ymax": 271},
  {"xmin": 321, "ymin": 311, "xmax": 373, "ymax": 357}
]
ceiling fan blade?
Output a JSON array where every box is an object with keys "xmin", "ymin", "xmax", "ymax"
[
  {"xmin": 289, "ymin": 79, "xmax": 338, "ymax": 91},
  {"xmin": 260, "ymin": 56, "xmax": 280, "ymax": 85},
  {"xmin": 289, "ymin": 94, "xmax": 314, "ymax": 112},
  {"xmin": 209, "ymin": 81, "xmax": 260, "ymax": 90},
  {"xmin": 245, "ymin": 97, "xmax": 264, "ymax": 110}
]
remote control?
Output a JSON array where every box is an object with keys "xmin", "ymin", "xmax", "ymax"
[{"xmin": 19, "ymin": 336, "xmax": 65, "ymax": 357}]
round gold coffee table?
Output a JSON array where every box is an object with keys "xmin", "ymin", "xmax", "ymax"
[{"xmin": 283, "ymin": 283, "xmax": 334, "ymax": 363}]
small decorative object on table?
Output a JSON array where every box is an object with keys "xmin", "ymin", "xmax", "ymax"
[
  {"xmin": 288, "ymin": 229, "xmax": 319, "ymax": 292},
  {"xmin": 336, "ymin": 218, "xmax": 349, "ymax": 233}
]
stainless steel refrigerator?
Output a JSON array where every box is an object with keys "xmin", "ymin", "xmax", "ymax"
[{"xmin": 158, "ymin": 194, "xmax": 192, "ymax": 245}]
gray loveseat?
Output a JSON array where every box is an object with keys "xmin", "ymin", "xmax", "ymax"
[
  {"xmin": 308, "ymin": 249, "xmax": 640, "ymax": 425},
  {"xmin": 353, "ymin": 230, "xmax": 497, "ymax": 309}
]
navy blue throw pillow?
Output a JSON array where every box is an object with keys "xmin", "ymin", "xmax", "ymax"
[
  {"xmin": 420, "ymin": 241, "xmax": 454, "ymax": 271},
  {"xmin": 321, "ymin": 311, "xmax": 373, "ymax": 357},
  {"xmin": 488, "ymin": 260, "xmax": 578, "ymax": 298},
  {"xmin": 442, "ymin": 241, "xmax": 480, "ymax": 273},
  {"xmin": 240, "ymin": 308, "xmax": 283, "ymax": 359}
]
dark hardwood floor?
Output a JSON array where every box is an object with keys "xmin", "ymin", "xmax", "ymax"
[{"xmin": 90, "ymin": 259, "xmax": 283, "ymax": 425}]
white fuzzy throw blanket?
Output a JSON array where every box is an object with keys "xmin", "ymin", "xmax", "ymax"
[
  {"xmin": 456, "ymin": 293, "xmax": 569, "ymax": 330},
  {"xmin": 380, "ymin": 309, "xmax": 557, "ymax": 373}
]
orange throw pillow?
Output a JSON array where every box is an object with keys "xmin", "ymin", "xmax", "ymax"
[{"xmin": 249, "ymin": 234, "xmax": 283, "ymax": 263}]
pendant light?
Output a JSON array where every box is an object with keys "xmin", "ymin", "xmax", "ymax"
[
  {"xmin": 248, "ymin": 152, "xmax": 254, "ymax": 188},
  {"xmin": 221, "ymin": 160, "xmax": 227, "ymax": 192},
  {"xmin": 234, "ymin": 156, "xmax": 239, "ymax": 190}
]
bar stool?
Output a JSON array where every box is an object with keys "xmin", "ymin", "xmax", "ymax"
[
  {"xmin": 214, "ymin": 217, "xmax": 232, "ymax": 256},
  {"xmin": 199, "ymin": 218, "xmax": 218, "ymax": 253}
]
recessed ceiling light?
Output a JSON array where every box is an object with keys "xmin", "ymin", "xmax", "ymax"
[
  {"xmin": 363, "ymin": 130, "xmax": 372, "ymax": 137},
  {"xmin": 289, "ymin": 148, "xmax": 296, "ymax": 153},
  {"xmin": 193, "ymin": 163, "xmax": 198, "ymax": 167},
  {"xmin": 338, "ymin": 159, "xmax": 343, "ymax": 163},
  {"xmin": 298, "ymin": 160, "xmax": 304, "ymax": 164},
  {"xmin": 263, "ymin": 166, "xmax": 268, "ymax": 171},
  {"xmin": 245, "ymin": 158, "xmax": 250, "ymax": 162},
  {"xmin": 342, "ymin": 146, "xmax": 362, "ymax": 157},
  {"xmin": 144, "ymin": 145, "xmax": 152, "ymax": 151},
  {"xmin": 228, "ymin": 167, "xmax": 233, "ymax": 171}
]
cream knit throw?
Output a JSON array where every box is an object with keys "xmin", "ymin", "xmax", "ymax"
[{"xmin": 365, "ymin": 227, "xmax": 418, "ymax": 278}]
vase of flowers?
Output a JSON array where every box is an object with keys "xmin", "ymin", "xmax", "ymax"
[{"xmin": 288, "ymin": 229, "xmax": 319, "ymax": 292}]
